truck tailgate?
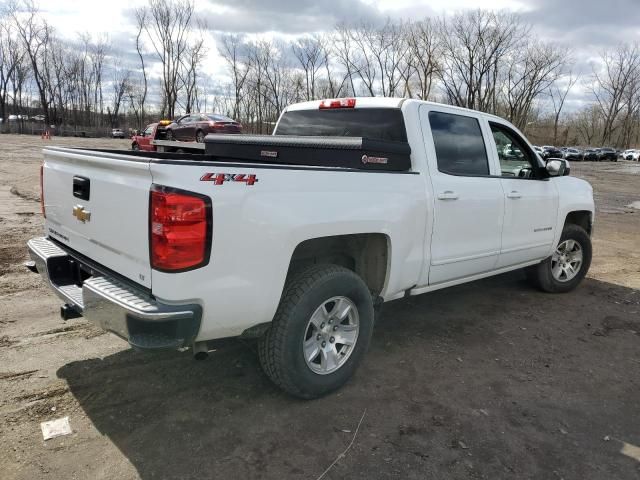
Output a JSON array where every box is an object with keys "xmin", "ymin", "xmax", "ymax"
[{"xmin": 42, "ymin": 147, "xmax": 152, "ymax": 288}]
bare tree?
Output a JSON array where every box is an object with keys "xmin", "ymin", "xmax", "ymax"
[
  {"xmin": 404, "ymin": 19, "xmax": 441, "ymax": 99},
  {"xmin": 549, "ymin": 72, "xmax": 578, "ymax": 144},
  {"xmin": 180, "ymin": 37, "xmax": 205, "ymax": 113},
  {"xmin": 134, "ymin": 7, "xmax": 148, "ymax": 129},
  {"xmin": 438, "ymin": 10, "xmax": 521, "ymax": 113},
  {"xmin": 0, "ymin": 17, "xmax": 23, "ymax": 125},
  {"xmin": 219, "ymin": 34, "xmax": 250, "ymax": 119},
  {"xmin": 108, "ymin": 62, "xmax": 130, "ymax": 127},
  {"xmin": 292, "ymin": 35, "xmax": 325, "ymax": 100},
  {"xmin": 356, "ymin": 19, "xmax": 409, "ymax": 97},
  {"xmin": 574, "ymin": 105, "xmax": 602, "ymax": 145},
  {"xmin": 591, "ymin": 43, "xmax": 640, "ymax": 144},
  {"xmin": 10, "ymin": 0, "xmax": 54, "ymax": 124},
  {"xmin": 617, "ymin": 72, "xmax": 640, "ymax": 147},
  {"xmin": 140, "ymin": 0, "xmax": 195, "ymax": 118},
  {"xmin": 503, "ymin": 41, "xmax": 567, "ymax": 131},
  {"xmin": 334, "ymin": 24, "xmax": 359, "ymax": 96}
]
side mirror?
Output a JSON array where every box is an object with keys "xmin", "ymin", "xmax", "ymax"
[{"xmin": 546, "ymin": 158, "xmax": 570, "ymax": 177}]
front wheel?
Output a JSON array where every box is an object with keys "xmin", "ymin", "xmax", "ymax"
[
  {"xmin": 166, "ymin": 129, "xmax": 175, "ymax": 141},
  {"xmin": 131, "ymin": 142, "xmax": 139, "ymax": 151},
  {"xmin": 196, "ymin": 130, "xmax": 205, "ymax": 143},
  {"xmin": 526, "ymin": 224, "xmax": 592, "ymax": 293},
  {"xmin": 258, "ymin": 264, "xmax": 374, "ymax": 399}
]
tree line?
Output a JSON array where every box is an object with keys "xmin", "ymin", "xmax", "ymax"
[{"xmin": 1, "ymin": 0, "xmax": 639, "ymax": 147}]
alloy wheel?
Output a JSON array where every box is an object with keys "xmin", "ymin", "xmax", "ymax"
[
  {"xmin": 302, "ymin": 296, "xmax": 359, "ymax": 375},
  {"xmin": 551, "ymin": 239, "xmax": 583, "ymax": 282}
]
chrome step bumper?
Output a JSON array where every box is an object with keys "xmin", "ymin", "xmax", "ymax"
[{"xmin": 27, "ymin": 237, "xmax": 201, "ymax": 349}]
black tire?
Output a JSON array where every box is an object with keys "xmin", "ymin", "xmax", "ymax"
[
  {"xmin": 196, "ymin": 130, "xmax": 205, "ymax": 143},
  {"xmin": 526, "ymin": 223, "xmax": 592, "ymax": 293},
  {"xmin": 258, "ymin": 264, "xmax": 374, "ymax": 399},
  {"xmin": 166, "ymin": 129, "xmax": 175, "ymax": 141},
  {"xmin": 131, "ymin": 142, "xmax": 139, "ymax": 151}
]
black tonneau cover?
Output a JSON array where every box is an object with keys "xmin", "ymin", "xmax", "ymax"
[{"xmin": 204, "ymin": 134, "xmax": 411, "ymax": 171}]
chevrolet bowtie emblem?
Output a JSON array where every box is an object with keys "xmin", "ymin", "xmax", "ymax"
[{"xmin": 73, "ymin": 205, "xmax": 91, "ymax": 223}]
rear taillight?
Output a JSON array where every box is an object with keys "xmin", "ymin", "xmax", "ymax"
[
  {"xmin": 150, "ymin": 185, "xmax": 212, "ymax": 272},
  {"xmin": 40, "ymin": 163, "xmax": 46, "ymax": 217},
  {"xmin": 319, "ymin": 98, "xmax": 356, "ymax": 109}
]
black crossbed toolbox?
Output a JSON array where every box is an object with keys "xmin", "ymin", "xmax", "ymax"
[{"xmin": 203, "ymin": 134, "xmax": 412, "ymax": 171}]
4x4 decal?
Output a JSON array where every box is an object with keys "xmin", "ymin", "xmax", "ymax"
[{"xmin": 200, "ymin": 173, "xmax": 258, "ymax": 185}]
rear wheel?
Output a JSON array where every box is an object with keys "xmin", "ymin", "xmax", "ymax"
[
  {"xmin": 131, "ymin": 143, "xmax": 139, "ymax": 151},
  {"xmin": 526, "ymin": 224, "xmax": 592, "ymax": 293},
  {"xmin": 166, "ymin": 129, "xmax": 175, "ymax": 141},
  {"xmin": 196, "ymin": 130, "xmax": 205, "ymax": 143},
  {"xmin": 258, "ymin": 264, "xmax": 374, "ymax": 399}
]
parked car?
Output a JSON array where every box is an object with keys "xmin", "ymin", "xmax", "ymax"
[
  {"xmin": 166, "ymin": 113, "xmax": 242, "ymax": 143},
  {"xmin": 563, "ymin": 148, "xmax": 583, "ymax": 161},
  {"xmin": 28, "ymin": 97, "xmax": 594, "ymax": 399},
  {"xmin": 582, "ymin": 148, "xmax": 599, "ymax": 161},
  {"xmin": 541, "ymin": 145, "xmax": 563, "ymax": 159},
  {"xmin": 597, "ymin": 147, "xmax": 617, "ymax": 162},
  {"xmin": 111, "ymin": 128, "xmax": 125, "ymax": 139},
  {"xmin": 533, "ymin": 145, "xmax": 543, "ymax": 155},
  {"xmin": 621, "ymin": 149, "xmax": 640, "ymax": 161},
  {"xmin": 131, "ymin": 123, "xmax": 158, "ymax": 151}
]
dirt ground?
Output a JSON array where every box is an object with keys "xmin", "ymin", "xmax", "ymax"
[{"xmin": 0, "ymin": 134, "xmax": 639, "ymax": 480}]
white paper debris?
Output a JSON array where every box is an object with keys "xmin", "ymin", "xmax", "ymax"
[{"xmin": 41, "ymin": 416, "xmax": 72, "ymax": 440}]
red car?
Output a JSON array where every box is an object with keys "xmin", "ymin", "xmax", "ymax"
[
  {"xmin": 131, "ymin": 123, "xmax": 158, "ymax": 151},
  {"xmin": 165, "ymin": 113, "xmax": 242, "ymax": 142}
]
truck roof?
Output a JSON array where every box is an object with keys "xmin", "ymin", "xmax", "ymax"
[{"xmin": 283, "ymin": 97, "xmax": 505, "ymax": 123}]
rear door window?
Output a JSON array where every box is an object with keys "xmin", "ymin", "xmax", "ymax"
[
  {"xmin": 428, "ymin": 111, "xmax": 489, "ymax": 176},
  {"xmin": 274, "ymin": 108, "xmax": 408, "ymax": 142}
]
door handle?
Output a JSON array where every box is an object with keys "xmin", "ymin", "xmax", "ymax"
[
  {"xmin": 437, "ymin": 191, "xmax": 459, "ymax": 200},
  {"xmin": 507, "ymin": 191, "xmax": 522, "ymax": 199}
]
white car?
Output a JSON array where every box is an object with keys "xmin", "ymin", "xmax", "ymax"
[
  {"xmin": 622, "ymin": 149, "xmax": 640, "ymax": 161},
  {"xmin": 28, "ymin": 97, "xmax": 594, "ymax": 398}
]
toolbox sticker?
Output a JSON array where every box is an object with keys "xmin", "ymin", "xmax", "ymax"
[{"xmin": 200, "ymin": 173, "xmax": 259, "ymax": 185}]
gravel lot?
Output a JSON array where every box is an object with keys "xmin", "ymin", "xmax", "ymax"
[{"xmin": 0, "ymin": 134, "xmax": 639, "ymax": 479}]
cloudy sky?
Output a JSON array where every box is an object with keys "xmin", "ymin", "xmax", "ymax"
[{"xmin": 40, "ymin": 0, "xmax": 640, "ymax": 109}]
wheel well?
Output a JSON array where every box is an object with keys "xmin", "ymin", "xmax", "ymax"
[
  {"xmin": 565, "ymin": 210, "xmax": 592, "ymax": 235},
  {"xmin": 288, "ymin": 234, "xmax": 389, "ymax": 295}
]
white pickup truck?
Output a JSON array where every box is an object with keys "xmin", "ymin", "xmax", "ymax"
[{"xmin": 28, "ymin": 97, "xmax": 594, "ymax": 398}]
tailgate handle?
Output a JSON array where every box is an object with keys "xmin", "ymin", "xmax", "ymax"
[{"xmin": 73, "ymin": 176, "xmax": 90, "ymax": 201}]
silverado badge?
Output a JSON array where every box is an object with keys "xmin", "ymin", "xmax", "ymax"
[{"xmin": 72, "ymin": 205, "xmax": 91, "ymax": 223}]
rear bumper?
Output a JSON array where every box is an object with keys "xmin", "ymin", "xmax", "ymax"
[{"xmin": 27, "ymin": 237, "xmax": 201, "ymax": 350}]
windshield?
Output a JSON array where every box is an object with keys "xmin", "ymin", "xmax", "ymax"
[{"xmin": 274, "ymin": 108, "xmax": 408, "ymax": 142}]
